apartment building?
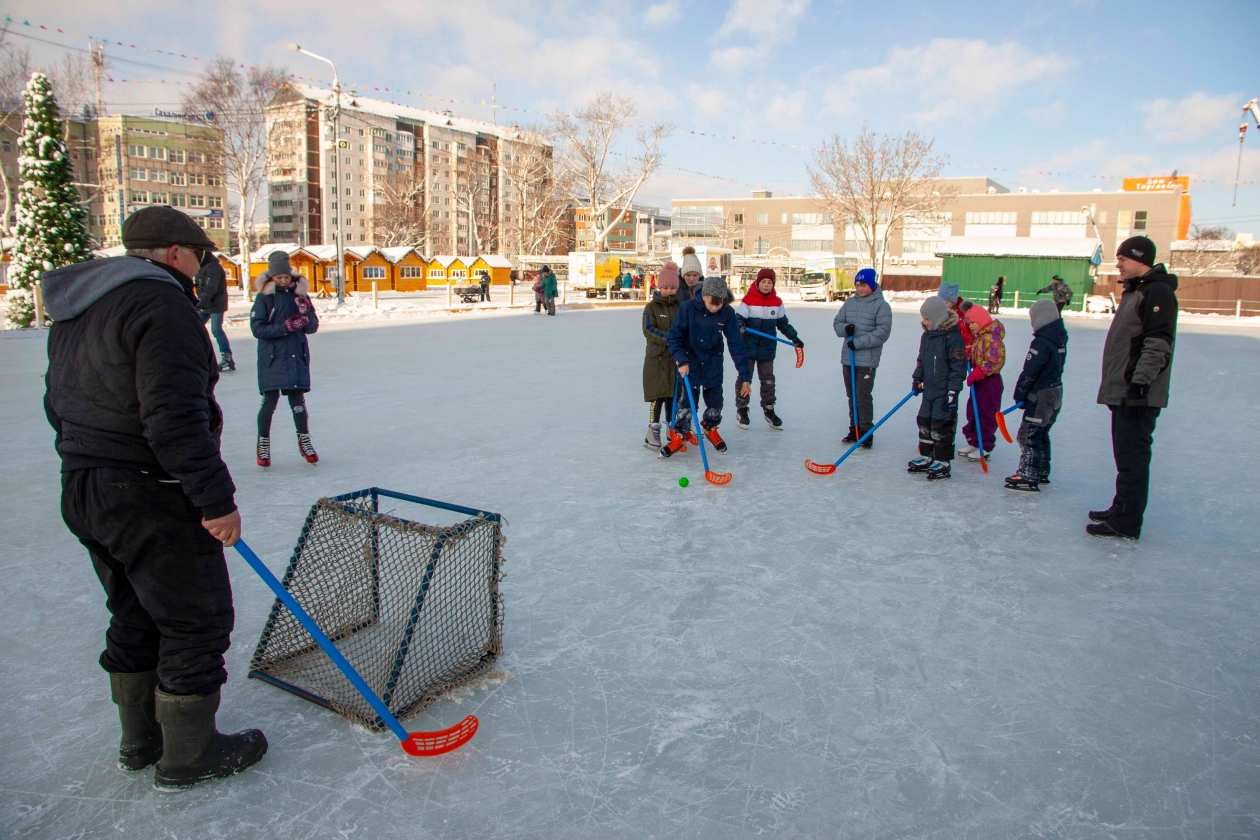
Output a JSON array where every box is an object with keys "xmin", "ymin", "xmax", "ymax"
[
  {"xmin": 672, "ymin": 176, "xmax": 1189, "ymax": 272},
  {"xmin": 65, "ymin": 115, "xmax": 229, "ymax": 250},
  {"xmin": 265, "ymin": 86, "xmax": 553, "ymax": 256},
  {"xmin": 572, "ymin": 206, "xmax": 638, "ymax": 252}
]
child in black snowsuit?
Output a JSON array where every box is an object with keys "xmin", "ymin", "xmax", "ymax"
[
  {"xmin": 1005, "ymin": 299, "xmax": 1069, "ymax": 492},
  {"xmin": 908, "ymin": 296, "xmax": 967, "ymax": 480}
]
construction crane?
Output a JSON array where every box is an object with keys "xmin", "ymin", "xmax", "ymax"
[{"xmin": 1233, "ymin": 98, "xmax": 1260, "ymax": 206}]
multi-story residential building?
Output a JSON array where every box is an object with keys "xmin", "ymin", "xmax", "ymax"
[
  {"xmin": 634, "ymin": 204, "xmax": 671, "ymax": 255},
  {"xmin": 671, "ymin": 176, "xmax": 1189, "ymax": 273},
  {"xmin": 573, "ymin": 206, "xmax": 638, "ymax": 252},
  {"xmin": 265, "ymin": 86, "xmax": 553, "ymax": 256},
  {"xmin": 66, "ymin": 115, "xmax": 229, "ymax": 250}
]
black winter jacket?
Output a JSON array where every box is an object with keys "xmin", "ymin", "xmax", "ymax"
[
  {"xmin": 42, "ymin": 257, "xmax": 236, "ymax": 518},
  {"xmin": 1013, "ymin": 318, "xmax": 1068, "ymax": 404},
  {"xmin": 1097, "ymin": 265, "xmax": 1178, "ymax": 408},
  {"xmin": 912, "ymin": 314, "xmax": 968, "ymax": 399},
  {"xmin": 195, "ymin": 257, "xmax": 228, "ymax": 314}
]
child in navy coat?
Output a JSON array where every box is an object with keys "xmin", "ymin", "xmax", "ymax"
[
  {"xmin": 908, "ymin": 296, "xmax": 967, "ymax": 481},
  {"xmin": 661, "ymin": 276, "xmax": 751, "ymax": 456},
  {"xmin": 1005, "ymin": 299, "xmax": 1069, "ymax": 492},
  {"xmin": 250, "ymin": 252, "xmax": 320, "ymax": 467}
]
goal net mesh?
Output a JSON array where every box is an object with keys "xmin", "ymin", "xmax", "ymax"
[{"xmin": 248, "ymin": 488, "xmax": 505, "ymax": 732}]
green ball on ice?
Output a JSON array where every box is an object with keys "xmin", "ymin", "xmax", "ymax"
[{"xmin": 679, "ymin": 477, "xmax": 689, "ymax": 487}]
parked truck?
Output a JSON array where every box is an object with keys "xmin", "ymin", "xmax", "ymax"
[{"xmin": 799, "ymin": 256, "xmax": 862, "ymax": 302}]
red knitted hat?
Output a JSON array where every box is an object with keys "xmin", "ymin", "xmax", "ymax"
[{"xmin": 755, "ymin": 268, "xmax": 776, "ymax": 284}]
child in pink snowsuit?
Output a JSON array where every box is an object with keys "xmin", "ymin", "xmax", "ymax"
[{"xmin": 960, "ymin": 305, "xmax": 1006, "ymax": 457}]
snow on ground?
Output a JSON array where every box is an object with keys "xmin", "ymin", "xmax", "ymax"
[{"xmin": 2, "ymin": 305, "xmax": 1259, "ymax": 838}]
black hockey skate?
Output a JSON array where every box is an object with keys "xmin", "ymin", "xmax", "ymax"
[
  {"xmin": 1004, "ymin": 474, "xmax": 1039, "ymax": 492},
  {"xmin": 859, "ymin": 428, "xmax": 873, "ymax": 448},
  {"xmin": 925, "ymin": 461, "xmax": 952, "ymax": 481},
  {"xmin": 736, "ymin": 407, "xmax": 750, "ymax": 429},
  {"xmin": 704, "ymin": 425, "xmax": 727, "ymax": 453},
  {"xmin": 842, "ymin": 425, "xmax": 858, "ymax": 444},
  {"xmin": 907, "ymin": 456, "xmax": 932, "ymax": 473},
  {"xmin": 764, "ymin": 408, "xmax": 782, "ymax": 430},
  {"xmin": 218, "ymin": 351, "xmax": 235, "ymax": 372}
]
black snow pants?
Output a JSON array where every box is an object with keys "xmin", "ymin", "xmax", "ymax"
[
  {"xmin": 61, "ymin": 468, "xmax": 235, "ymax": 696},
  {"xmin": 917, "ymin": 394, "xmax": 958, "ymax": 462},
  {"xmin": 841, "ymin": 363, "xmax": 877, "ymax": 429},
  {"xmin": 736, "ymin": 358, "xmax": 776, "ymax": 411},
  {"xmin": 1108, "ymin": 406, "xmax": 1160, "ymax": 537},
  {"xmin": 1016, "ymin": 386, "xmax": 1062, "ymax": 482},
  {"xmin": 674, "ymin": 380, "xmax": 723, "ymax": 432}
]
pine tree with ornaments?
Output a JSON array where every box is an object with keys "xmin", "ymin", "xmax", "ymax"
[{"xmin": 5, "ymin": 71, "xmax": 93, "ymax": 328}]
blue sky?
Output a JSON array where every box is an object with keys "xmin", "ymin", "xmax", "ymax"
[{"xmin": 10, "ymin": 0, "xmax": 1260, "ymax": 235}]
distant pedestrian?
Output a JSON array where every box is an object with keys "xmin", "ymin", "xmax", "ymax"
[
  {"xmin": 1088, "ymin": 236, "xmax": 1178, "ymax": 540},
  {"xmin": 989, "ymin": 275, "xmax": 1005, "ymax": 314},
  {"xmin": 195, "ymin": 251, "xmax": 234, "ymax": 372},
  {"xmin": 540, "ymin": 265, "xmax": 558, "ymax": 316},
  {"xmin": 532, "ymin": 271, "xmax": 544, "ymax": 313},
  {"xmin": 478, "ymin": 271, "xmax": 491, "ymax": 302},
  {"xmin": 1038, "ymin": 275, "xmax": 1073, "ymax": 313}
]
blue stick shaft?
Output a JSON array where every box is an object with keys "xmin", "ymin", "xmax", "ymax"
[
  {"xmin": 744, "ymin": 327, "xmax": 795, "ymax": 347},
  {"xmin": 682, "ymin": 372, "xmax": 710, "ymax": 474},
  {"xmin": 1001, "ymin": 402, "xmax": 1025, "ymax": 415},
  {"xmin": 968, "ymin": 363, "xmax": 985, "ymax": 453},
  {"xmin": 831, "ymin": 391, "xmax": 917, "ymax": 468},
  {"xmin": 233, "ymin": 539, "xmax": 409, "ymax": 742}
]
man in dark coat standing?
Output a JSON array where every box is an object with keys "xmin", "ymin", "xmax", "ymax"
[
  {"xmin": 1089, "ymin": 235, "xmax": 1178, "ymax": 540},
  {"xmin": 42, "ymin": 206, "xmax": 267, "ymax": 791},
  {"xmin": 195, "ymin": 251, "xmax": 234, "ymax": 371}
]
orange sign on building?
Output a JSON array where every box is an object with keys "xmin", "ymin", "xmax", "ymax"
[{"xmin": 1123, "ymin": 176, "xmax": 1192, "ymax": 240}]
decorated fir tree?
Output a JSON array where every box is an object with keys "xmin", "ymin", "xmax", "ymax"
[{"xmin": 5, "ymin": 71, "xmax": 93, "ymax": 328}]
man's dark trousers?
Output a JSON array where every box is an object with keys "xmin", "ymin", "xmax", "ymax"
[
  {"xmin": 61, "ymin": 467, "xmax": 234, "ymax": 695},
  {"xmin": 1108, "ymin": 406, "xmax": 1160, "ymax": 537}
]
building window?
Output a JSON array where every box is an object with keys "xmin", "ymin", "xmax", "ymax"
[
  {"xmin": 169, "ymin": 172, "xmax": 186, "ymax": 186},
  {"xmin": 902, "ymin": 240, "xmax": 942, "ymax": 254},
  {"xmin": 129, "ymin": 190, "xmax": 148, "ymax": 203},
  {"xmin": 1134, "ymin": 211, "xmax": 1148, "ymax": 232},
  {"xmin": 170, "ymin": 193, "xmax": 187, "ymax": 207},
  {"xmin": 207, "ymin": 218, "xmax": 224, "ymax": 229},
  {"xmin": 150, "ymin": 169, "xmax": 167, "ymax": 182},
  {"xmin": 362, "ymin": 266, "xmax": 386, "ymax": 279},
  {"xmin": 207, "ymin": 196, "xmax": 222, "ymax": 208},
  {"xmin": 754, "ymin": 236, "xmax": 768, "ymax": 255},
  {"xmin": 732, "ymin": 238, "xmax": 744, "ymax": 251},
  {"xmin": 1031, "ymin": 211, "xmax": 1085, "ymax": 225},
  {"xmin": 791, "ymin": 213, "xmax": 830, "ymax": 225},
  {"xmin": 188, "ymin": 151, "xmax": 205, "ymax": 164},
  {"xmin": 188, "ymin": 173, "xmax": 205, "ymax": 186},
  {"xmin": 189, "ymin": 195, "xmax": 206, "ymax": 208},
  {"xmin": 756, "ymin": 213, "xmax": 768, "ymax": 225},
  {"xmin": 790, "ymin": 239, "xmax": 833, "ymax": 252},
  {"xmin": 169, "ymin": 149, "xmax": 184, "ymax": 164},
  {"xmin": 1, "ymin": 139, "xmax": 10, "ymax": 152},
  {"xmin": 129, "ymin": 167, "xmax": 147, "ymax": 180},
  {"xmin": 207, "ymin": 174, "xmax": 223, "ymax": 187},
  {"xmin": 149, "ymin": 192, "xmax": 168, "ymax": 204},
  {"xmin": 733, "ymin": 213, "xmax": 743, "ymax": 224},
  {"xmin": 400, "ymin": 266, "xmax": 423, "ymax": 278},
  {"xmin": 781, "ymin": 214, "xmax": 788, "ymax": 224},
  {"xmin": 450, "ymin": 269, "xmax": 467, "ymax": 279},
  {"xmin": 429, "ymin": 268, "xmax": 445, "ymax": 278},
  {"xmin": 965, "ymin": 211, "xmax": 1017, "ymax": 225}
]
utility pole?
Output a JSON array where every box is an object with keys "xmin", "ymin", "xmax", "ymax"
[
  {"xmin": 91, "ymin": 43, "xmax": 105, "ymax": 117},
  {"xmin": 492, "ymin": 80, "xmax": 497, "ymax": 126}
]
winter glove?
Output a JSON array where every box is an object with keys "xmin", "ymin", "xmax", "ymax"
[
  {"xmin": 912, "ymin": 378, "xmax": 924, "ymax": 395},
  {"xmin": 284, "ymin": 315, "xmax": 310, "ymax": 333},
  {"xmin": 1123, "ymin": 381, "xmax": 1149, "ymax": 416},
  {"xmin": 846, "ymin": 338, "xmax": 856, "ymax": 351},
  {"xmin": 295, "ymin": 294, "xmax": 311, "ymax": 314},
  {"xmin": 793, "ymin": 338, "xmax": 804, "ymax": 348},
  {"xmin": 946, "ymin": 390, "xmax": 958, "ymax": 411},
  {"xmin": 966, "ymin": 368, "xmax": 984, "ymax": 386},
  {"xmin": 844, "ymin": 323, "xmax": 856, "ymax": 337}
]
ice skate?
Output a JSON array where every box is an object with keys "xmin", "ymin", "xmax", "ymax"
[
  {"xmin": 1088, "ymin": 507, "xmax": 1112, "ymax": 522},
  {"xmin": 1086, "ymin": 520, "xmax": 1137, "ymax": 540},
  {"xmin": 736, "ymin": 407, "xmax": 750, "ymax": 429},
  {"xmin": 957, "ymin": 444, "xmax": 977, "ymax": 456},
  {"xmin": 218, "ymin": 351, "xmax": 235, "ymax": 372},
  {"xmin": 763, "ymin": 407, "xmax": 782, "ymax": 430},
  {"xmin": 659, "ymin": 429, "xmax": 686, "ymax": 458},
  {"xmin": 256, "ymin": 436, "xmax": 270, "ymax": 467},
  {"xmin": 907, "ymin": 456, "xmax": 932, "ymax": 473},
  {"xmin": 966, "ymin": 448, "xmax": 990, "ymax": 461},
  {"xmin": 1005, "ymin": 474, "xmax": 1039, "ymax": 492},
  {"xmin": 297, "ymin": 433, "xmax": 319, "ymax": 464},
  {"xmin": 704, "ymin": 425, "xmax": 727, "ymax": 453},
  {"xmin": 842, "ymin": 425, "xmax": 858, "ymax": 444},
  {"xmin": 644, "ymin": 422, "xmax": 662, "ymax": 450},
  {"xmin": 859, "ymin": 429, "xmax": 873, "ymax": 449},
  {"xmin": 925, "ymin": 460, "xmax": 952, "ymax": 481}
]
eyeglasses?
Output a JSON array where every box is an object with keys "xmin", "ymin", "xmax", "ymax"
[{"xmin": 178, "ymin": 246, "xmax": 207, "ymax": 264}]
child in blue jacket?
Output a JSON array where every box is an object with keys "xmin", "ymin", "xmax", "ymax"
[
  {"xmin": 250, "ymin": 252, "xmax": 320, "ymax": 467},
  {"xmin": 1005, "ymin": 299, "xmax": 1069, "ymax": 492},
  {"xmin": 661, "ymin": 276, "xmax": 751, "ymax": 456}
]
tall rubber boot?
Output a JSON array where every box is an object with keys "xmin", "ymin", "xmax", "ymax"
[
  {"xmin": 153, "ymin": 688, "xmax": 267, "ymax": 791},
  {"xmin": 110, "ymin": 670, "xmax": 163, "ymax": 771}
]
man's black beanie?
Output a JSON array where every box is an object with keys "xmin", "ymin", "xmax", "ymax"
[
  {"xmin": 1116, "ymin": 235, "xmax": 1156, "ymax": 267},
  {"xmin": 122, "ymin": 206, "xmax": 217, "ymax": 250}
]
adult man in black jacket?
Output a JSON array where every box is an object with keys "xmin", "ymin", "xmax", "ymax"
[
  {"xmin": 42, "ymin": 207, "xmax": 266, "ymax": 790},
  {"xmin": 1088, "ymin": 235, "xmax": 1178, "ymax": 540},
  {"xmin": 195, "ymin": 251, "xmax": 234, "ymax": 371}
]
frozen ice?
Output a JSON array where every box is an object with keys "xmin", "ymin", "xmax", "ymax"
[{"xmin": 2, "ymin": 302, "xmax": 1259, "ymax": 837}]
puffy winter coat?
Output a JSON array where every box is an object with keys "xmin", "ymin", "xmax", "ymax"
[
  {"xmin": 667, "ymin": 298, "xmax": 752, "ymax": 389},
  {"xmin": 41, "ymin": 256, "xmax": 236, "ymax": 518},
  {"xmin": 1013, "ymin": 318, "xmax": 1068, "ymax": 404},
  {"xmin": 642, "ymin": 295, "xmax": 681, "ymax": 401},
  {"xmin": 541, "ymin": 271, "xmax": 557, "ymax": 299},
  {"xmin": 735, "ymin": 285, "xmax": 800, "ymax": 361},
  {"xmin": 195, "ymin": 257, "xmax": 228, "ymax": 314},
  {"xmin": 913, "ymin": 313, "xmax": 967, "ymax": 399},
  {"xmin": 968, "ymin": 320, "xmax": 1006, "ymax": 380},
  {"xmin": 1037, "ymin": 279, "xmax": 1074, "ymax": 309},
  {"xmin": 1097, "ymin": 264, "xmax": 1178, "ymax": 408},
  {"xmin": 251, "ymin": 278, "xmax": 320, "ymax": 393},
  {"xmin": 832, "ymin": 288, "xmax": 892, "ymax": 368}
]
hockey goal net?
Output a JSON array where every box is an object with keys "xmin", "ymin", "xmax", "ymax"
[{"xmin": 248, "ymin": 488, "xmax": 505, "ymax": 732}]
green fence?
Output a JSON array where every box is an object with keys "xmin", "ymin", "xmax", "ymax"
[{"xmin": 941, "ymin": 255, "xmax": 1095, "ymax": 308}]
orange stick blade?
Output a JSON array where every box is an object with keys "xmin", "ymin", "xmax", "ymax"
[
  {"xmin": 804, "ymin": 459, "xmax": 836, "ymax": 474},
  {"xmin": 794, "ymin": 346, "xmax": 804, "ymax": 368},
  {"xmin": 400, "ymin": 715, "xmax": 478, "ymax": 756},
  {"xmin": 995, "ymin": 411, "xmax": 1014, "ymax": 444},
  {"xmin": 705, "ymin": 470, "xmax": 733, "ymax": 485},
  {"xmin": 979, "ymin": 455, "xmax": 989, "ymax": 474}
]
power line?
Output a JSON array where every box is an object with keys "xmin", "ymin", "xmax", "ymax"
[{"xmin": 3, "ymin": 27, "xmax": 203, "ymax": 77}]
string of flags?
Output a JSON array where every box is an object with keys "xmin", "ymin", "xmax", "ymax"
[{"xmin": 7, "ymin": 13, "xmax": 1257, "ymax": 189}]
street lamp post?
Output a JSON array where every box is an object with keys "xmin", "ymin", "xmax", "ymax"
[{"xmin": 289, "ymin": 44, "xmax": 345, "ymax": 304}]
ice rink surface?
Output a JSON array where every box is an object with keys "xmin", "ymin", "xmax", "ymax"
[{"xmin": 3, "ymin": 303, "xmax": 1259, "ymax": 838}]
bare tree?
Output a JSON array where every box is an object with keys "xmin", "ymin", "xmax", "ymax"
[
  {"xmin": 808, "ymin": 124, "xmax": 955, "ymax": 277},
  {"xmin": 713, "ymin": 210, "xmax": 745, "ymax": 251},
  {"xmin": 0, "ymin": 26, "xmax": 29, "ymax": 235},
  {"xmin": 1172, "ymin": 223, "xmax": 1237, "ymax": 276},
  {"xmin": 181, "ymin": 59, "xmax": 286, "ymax": 287},
  {"xmin": 552, "ymin": 92, "xmax": 670, "ymax": 251},
  {"xmin": 500, "ymin": 126, "xmax": 569, "ymax": 256},
  {"xmin": 454, "ymin": 143, "xmax": 496, "ymax": 257},
  {"xmin": 1236, "ymin": 244, "xmax": 1260, "ymax": 276},
  {"xmin": 374, "ymin": 167, "xmax": 427, "ymax": 249}
]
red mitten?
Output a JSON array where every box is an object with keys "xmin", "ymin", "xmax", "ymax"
[
  {"xmin": 295, "ymin": 294, "xmax": 311, "ymax": 314},
  {"xmin": 966, "ymin": 368, "xmax": 984, "ymax": 386},
  {"xmin": 285, "ymin": 315, "xmax": 309, "ymax": 332}
]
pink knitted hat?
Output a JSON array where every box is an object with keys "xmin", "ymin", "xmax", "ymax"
[{"xmin": 657, "ymin": 261, "xmax": 680, "ymax": 292}]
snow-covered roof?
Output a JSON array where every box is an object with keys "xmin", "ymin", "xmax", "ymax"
[
  {"xmin": 380, "ymin": 245, "xmax": 421, "ymax": 263},
  {"xmin": 291, "ymin": 85, "xmax": 542, "ymax": 144},
  {"xmin": 251, "ymin": 243, "xmax": 304, "ymax": 261},
  {"xmin": 304, "ymin": 245, "xmax": 337, "ymax": 261},
  {"xmin": 429, "ymin": 255, "xmax": 465, "ymax": 268},
  {"xmin": 1171, "ymin": 239, "xmax": 1234, "ymax": 252},
  {"xmin": 474, "ymin": 254, "xmax": 513, "ymax": 268},
  {"xmin": 935, "ymin": 237, "xmax": 1102, "ymax": 261},
  {"xmin": 344, "ymin": 245, "xmax": 379, "ymax": 260}
]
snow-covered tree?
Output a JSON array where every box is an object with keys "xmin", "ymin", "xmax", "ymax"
[{"xmin": 5, "ymin": 71, "xmax": 92, "ymax": 328}]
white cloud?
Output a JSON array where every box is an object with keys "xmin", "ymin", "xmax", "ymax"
[
  {"xmin": 708, "ymin": 46, "xmax": 757, "ymax": 73},
  {"xmin": 824, "ymin": 39, "xmax": 1072, "ymax": 124},
  {"xmin": 687, "ymin": 85, "xmax": 737, "ymax": 122},
  {"xmin": 1141, "ymin": 93, "xmax": 1239, "ymax": 143},
  {"xmin": 717, "ymin": 0, "xmax": 810, "ymax": 43},
  {"xmin": 765, "ymin": 90, "xmax": 808, "ymax": 129},
  {"xmin": 644, "ymin": 1, "xmax": 682, "ymax": 27}
]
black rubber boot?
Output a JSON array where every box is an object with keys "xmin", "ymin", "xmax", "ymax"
[
  {"xmin": 110, "ymin": 670, "xmax": 163, "ymax": 771},
  {"xmin": 153, "ymin": 689, "xmax": 267, "ymax": 791}
]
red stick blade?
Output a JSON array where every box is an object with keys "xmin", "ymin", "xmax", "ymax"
[
  {"xmin": 794, "ymin": 346, "xmax": 804, "ymax": 369},
  {"xmin": 979, "ymin": 455, "xmax": 989, "ymax": 474},
  {"xmin": 400, "ymin": 715, "xmax": 478, "ymax": 757},
  {"xmin": 995, "ymin": 411, "xmax": 1014, "ymax": 444},
  {"xmin": 705, "ymin": 470, "xmax": 733, "ymax": 485},
  {"xmin": 804, "ymin": 459, "xmax": 836, "ymax": 475}
]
